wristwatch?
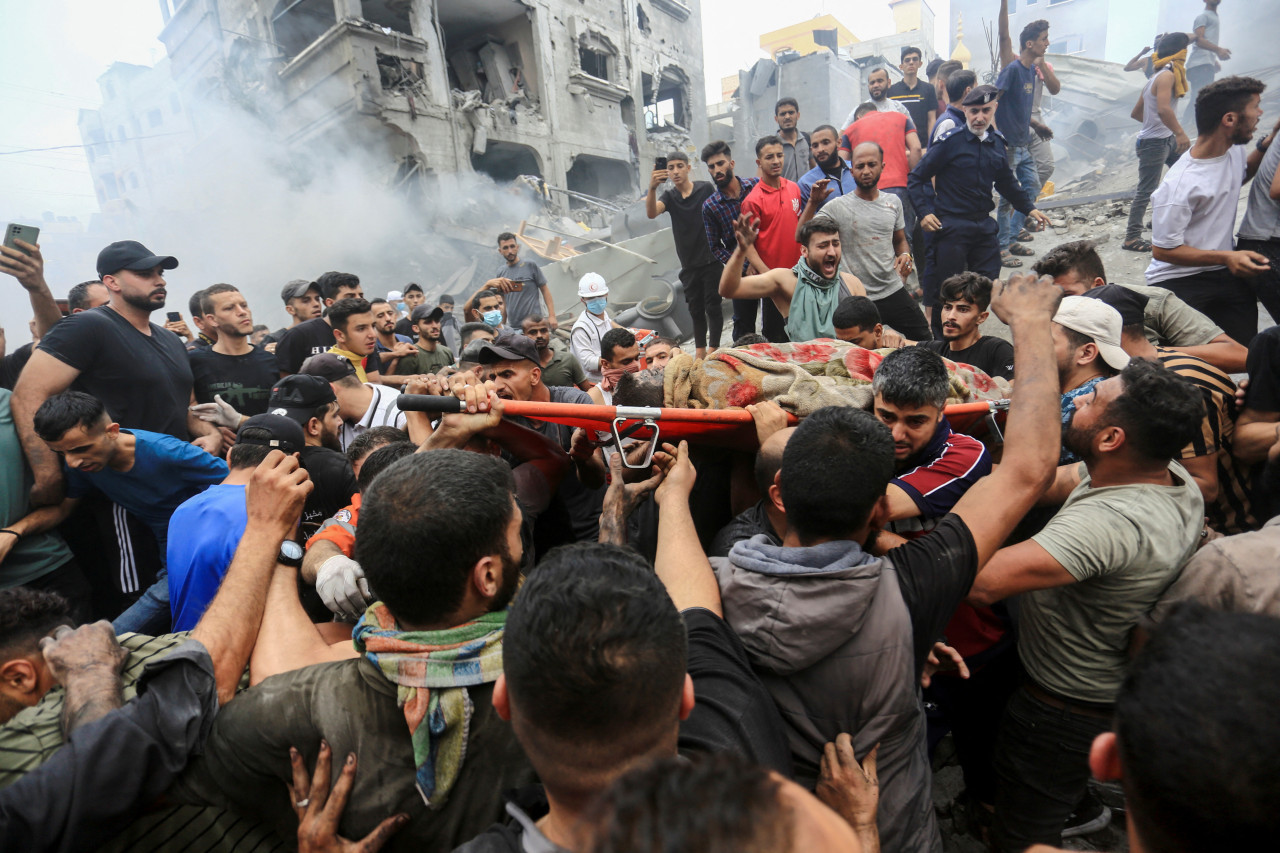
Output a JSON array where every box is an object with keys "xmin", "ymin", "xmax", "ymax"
[
  {"xmin": 1260, "ymin": 135, "xmax": 1273, "ymax": 153},
  {"xmin": 278, "ymin": 539, "xmax": 304, "ymax": 568}
]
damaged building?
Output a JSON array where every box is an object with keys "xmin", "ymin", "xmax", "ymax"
[{"xmin": 155, "ymin": 0, "xmax": 707, "ymax": 203}]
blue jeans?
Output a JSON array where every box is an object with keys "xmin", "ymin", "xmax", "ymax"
[
  {"xmin": 112, "ymin": 569, "xmax": 171, "ymax": 635},
  {"xmin": 997, "ymin": 144, "xmax": 1039, "ymax": 250}
]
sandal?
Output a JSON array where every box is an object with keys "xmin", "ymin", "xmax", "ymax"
[
  {"xmin": 1001, "ymin": 251, "xmax": 1023, "ymax": 268},
  {"xmin": 1122, "ymin": 238, "xmax": 1152, "ymax": 252},
  {"xmin": 1016, "ymin": 229, "xmax": 1035, "ymax": 242},
  {"xmin": 1008, "ymin": 243, "xmax": 1035, "ymax": 256}
]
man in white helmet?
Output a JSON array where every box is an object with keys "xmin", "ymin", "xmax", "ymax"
[{"xmin": 569, "ymin": 273, "xmax": 622, "ymax": 384}]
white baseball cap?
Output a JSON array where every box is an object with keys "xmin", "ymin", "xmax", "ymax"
[
  {"xmin": 386, "ymin": 290, "xmax": 404, "ymax": 301},
  {"xmin": 1053, "ymin": 296, "xmax": 1131, "ymax": 372},
  {"xmin": 578, "ymin": 272, "xmax": 609, "ymax": 298}
]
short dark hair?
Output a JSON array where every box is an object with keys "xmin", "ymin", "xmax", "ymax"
[
  {"xmin": 867, "ymin": 66, "xmax": 890, "ymax": 83},
  {"xmin": 67, "ymin": 281, "xmax": 102, "ymax": 311},
  {"xmin": 873, "ymin": 346, "xmax": 950, "ymax": 410},
  {"xmin": 935, "ymin": 60, "xmax": 962, "ymax": 83},
  {"xmin": 940, "ymin": 271, "xmax": 993, "ymax": 310},
  {"xmin": 315, "ymin": 271, "xmax": 360, "ymax": 301},
  {"xmin": 1195, "ymin": 76, "xmax": 1266, "ymax": 137},
  {"xmin": 325, "ymin": 297, "xmax": 372, "ymax": 334},
  {"xmin": 774, "ymin": 97, "xmax": 798, "ymax": 114},
  {"xmin": 460, "ymin": 322, "xmax": 494, "ymax": 346},
  {"xmin": 925, "ymin": 58, "xmax": 944, "ymax": 80},
  {"xmin": 1117, "ymin": 606, "xmax": 1280, "ymax": 853},
  {"xmin": 521, "ymin": 313, "xmax": 547, "ymax": 329},
  {"xmin": 797, "ymin": 218, "xmax": 839, "ymax": 247},
  {"xmin": 345, "ymin": 426, "xmax": 409, "ymax": 467},
  {"xmin": 476, "ymin": 287, "xmax": 503, "ymax": 304},
  {"xmin": 780, "ymin": 406, "xmax": 894, "ymax": 538},
  {"xmin": 504, "ymin": 544, "xmax": 687, "ymax": 779},
  {"xmin": 901, "ymin": 46, "xmax": 922, "ymax": 62},
  {"xmin": 666, "ymin": 151, "xmax": 689, "ymax": 165},
  {"xmin": 754, "ymin": 428, "xmax": 787, "ymax": 494},
  {"xmin": 1156, "ymin": 31, "xmax": 1190, "ymax": 57},
  {"xmin": 227, "ymin": 428, "xmax": 275, "ymax": 470},
  {"xmin": 613, "ymin": 367, "xmax": 665, "ymax": 407},
  {"xmin": 600, "ymin": 327, "xmax": 637, "ymax": 363},
  {"xmin": 833, "ymin": 296, "xmax": 881, "ymax": 332},
  {"xmin": 700, "ymin": 140, "xmax": 731, "ymax": 163},
  {"xmin": 585, "ymin": 752, "xmax": 792, "ymax": 853},
  {"xmin": 356, "ymin": 450, "xmax": 515, "ymax": 627},
  {"xmin": 369, "ymin": 297, "xmax": 388, "ymax": 307},
  {"xmin": 356, "ymin": 441, "xmax": 417, "ymax": 492},
  {"xmin": 199, "ymin": 282, "xmax": 239, "ymax": 316},
  {"xmin": 33, "ymin": 391, "xmax": 108, "ymax": 442},
  {"xmin": 0, "ymin": 588, "xmax": 73, "ymax": 659},
  {"xmin": 1105, "ymin": 359, "xmax": 1204, "ymax": 462},
  {"xmin": 732, "ymin": 333, "xmax": 768, "ymax": 347},
  {"xmin": 811, "ymin": 123, "xmax": 839, "ymax": 140},
  {"xmin": 854, "ymin": 101, "xmax": 878, "ymax": 121},
  {"xmin": 1033, "ymin": 240, "xmax": 1108, "ymax": 285},
  {"xmin": 946, "ymin": 69, "xmax": 977, "ymax": 103},
  {"xmin": 1020, "ymin": 19, "xmax": 1050, "ymax": 51},
  {"xmin": 497, "ymin": 231, "xmax": 517, "ymax": 245},
  {"xmin": 188, "ymin": 289, "xmax": 205, "ymax": 318},
  {"xmin": 754, "ymin": 135, "xmax": 782, "ymax": 156}
]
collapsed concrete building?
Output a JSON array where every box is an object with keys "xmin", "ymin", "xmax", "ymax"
[{"xmin": 156, "ymin": 0, "xmax": 707, "ymax": 202}]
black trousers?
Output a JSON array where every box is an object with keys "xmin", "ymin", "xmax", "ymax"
[
  {"xmin": 874, "ymin": 287, "xmax": 933, "ymax": 341},
  {"xmin": 1235, "ymin": 237, "xmax": 1280, "ymax": 327},
  {"xmin": 923, "ymin": 217, "xmax": 1002, "ymax": 339},
  {"xmin": 1161, "ymin": 266, "xmax": 1259, "ymax": 347},
  {"xmin": 732, "ymin": 298, "xmax": 789, "ymax": 344},
  {"xmin": 24, "ymin": 558, "xmax": 93, "ymax": 624},
  {"xmin": 680, "ymin": 262, "xmax": 725, "ymax": 349}
]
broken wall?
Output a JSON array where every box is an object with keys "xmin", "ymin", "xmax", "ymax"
[{"xmin": 734, "ymin": 51, "xmax": 862, "ymax": 156}]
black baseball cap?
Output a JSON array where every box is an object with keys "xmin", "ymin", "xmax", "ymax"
[
  {"xmin": 960, "ymin": 84, "xmax": 1001, "ymax": 106},
  {"xmin": 236, "ymin": 413, "xmax": 305, "ymax": 454},
  {"xmin": 280, "ymin": 279, "xmax": 318, "ymax": 304},
  {"xmin": 300, "ymin": 352, "xmax": 358, "ymax": 383},
  {"xmin": 268, "ymin": 374, "xmax": 337, "ymax": 425},
  {"xmin": 1081, "ymin": 284, "xmax": 1150, "ymax": 328},
  {"xmin": 96, "ymin": 240, "xmax": 179, "ymax": 278},
  {"xmin": 477, "ymin": 331, "xmax": 539, "ymax": 365},
  {"xmin": 411, "ymin": 305, "xmax": 444, "ymax": 323},
  {"xmin": 404, "ymin": 282, "xmax": 424, "ymax": 294}
]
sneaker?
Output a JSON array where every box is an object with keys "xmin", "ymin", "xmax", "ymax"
[{"xmin": 1062, "ymin": 794, "xmax": 1112, "ymax": 838}]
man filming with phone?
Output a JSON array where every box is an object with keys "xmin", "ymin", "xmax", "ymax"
[
  {"xmin": 2, "ymin": 225, "xmax": 62, "ymax": 392},
  {"xmin": 646, "ymin": 153, "xmax": 722, "ymax": 359}
]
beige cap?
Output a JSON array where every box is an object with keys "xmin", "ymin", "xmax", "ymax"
[{"xmin": 1053, "ymin": 296, "xmax": 1130, "ymax": 372}]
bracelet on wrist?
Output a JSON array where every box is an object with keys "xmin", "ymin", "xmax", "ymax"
[{"xmin": 0, "ymin": 529, "xmax": 20, "ymax": 540}]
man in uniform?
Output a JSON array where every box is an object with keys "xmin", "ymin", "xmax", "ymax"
[{"xmin": 908, "ymin": 84, "xmax": 1051, "ymax": 337}]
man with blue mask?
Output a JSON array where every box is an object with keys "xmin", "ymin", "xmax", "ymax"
[{"xmin": 570, "ymin": 273, "xmax": 622, "ymax": 384}]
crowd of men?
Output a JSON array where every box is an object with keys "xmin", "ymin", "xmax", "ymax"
[{"xmin": 2, "ymin": 1, "xmax": 1280, "ymax": 851}]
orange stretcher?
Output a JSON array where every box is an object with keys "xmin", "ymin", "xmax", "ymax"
[{"xmin": 397, "ymin": 396, "xmax": 1010, "ymax": 468}]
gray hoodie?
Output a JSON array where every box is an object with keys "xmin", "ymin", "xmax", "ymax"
[{"xmin": 712, "ymin": 535, "xmax": 940, "ymax": 853}]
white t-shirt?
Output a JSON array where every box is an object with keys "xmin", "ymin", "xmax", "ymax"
[
  {"xmin": 1145, "ymin": 145, "xmax": 1247, "ymax": 284},
  {"xmin": 338, "ymin": 383, "xmax": 407, "ymax": 452},
  {"xmin": 570, "ymin": 310, "xmax": 613, "ymax": 383}
]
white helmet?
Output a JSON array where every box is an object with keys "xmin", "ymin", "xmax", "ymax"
[{"xmin": 577, "ymin": 273, "xmax": 609, "ymax": 298}]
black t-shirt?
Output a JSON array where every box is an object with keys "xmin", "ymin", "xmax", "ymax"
[
  {"xmin": 275, "ymin": 317, "xmax": 335, "ymax": 375},
  {"xmin": 710, "ymin": 500, "xmax": 781, "ymax": 558},
  {"xmin": 260, "ymin": 326, "xmax": 289, "ymax": 346},
  {"xmin": 38, "ymin": 306, "xmax": 193, "ymax": 439},
  {"xmin": 661, "ymin": 181, "xmax": 717, "ymax": 270},
  {"xmin": 394, "ymin": 317, "xmax": 416, "ymax": 340},
  {"xmin": 887, "ymin": 78, "xmax": 938, "ymax": 141},
  {"xmin": 188, "ymin": 346, "xmax": 280, "ymax": 417},
  {"xmin": 886, "ymin": 513, "xmax": 979, "ymax": 676},
  {"xmin": 678, "ymin": 607, "xmax": 795, "ymax": 777},
  {"xmin": 299, "ymin": 445, "xmax": 358, "ymax": 540},
  {"xmin": 0, "ymin": 342, "xmax": 33, "ymax": 391},
  {"xmin": 922, "ymin": 336, "xmax": 1015, "ymax": 381},
  {"xmin": 1245, "ymin": 325, "xmax": 1280, "ymax": 413}
]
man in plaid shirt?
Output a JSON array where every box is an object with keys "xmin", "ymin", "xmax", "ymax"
[{"xmin": 700, "ymin": 140, "xmax": 763, "ymax": 341}]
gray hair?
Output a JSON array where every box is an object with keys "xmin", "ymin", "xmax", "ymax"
[{"xmin": 871, "ymin": 346, "xmax": 950, "ymax": 410}]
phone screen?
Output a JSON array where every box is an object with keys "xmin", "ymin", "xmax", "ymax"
[
  {"xmin": 655, "ymin": 157, "xmax": 668, "ymax": 171},
  {"xmin": 167, "ymin": 312, "xmax": 182, "ymax": 323}
]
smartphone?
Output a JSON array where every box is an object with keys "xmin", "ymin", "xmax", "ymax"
[
  {"xmin": 655, "ymin": 157, "xmax": 668, "ymax": 171},
  {"xmin": 3, "ymin": 223, "xmax": 40, "ymax": 256},
  {"xmin": 167, "ymin": 311, "xmax": 182, "ymax": 323}
]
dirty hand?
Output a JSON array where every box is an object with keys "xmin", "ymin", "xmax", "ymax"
[
  {"xmin": 746, "ymin": 400, "xmax": 790, "ymax": 446},
  {"xmin": 991, "ymin": 272, "xmax": 1062, "ymax": 325},
  {"xmin": 920, "ymin": 213, "xmax": 942, "ymax": 232},
  {"xmin": 653, "ymin": 441, "xmax": 696, "ymax": 506},
  {"xmin": 732, "ymin": 212, "xmax": 761, "ymax": 250},
  {"xmin": 603, "ymin": 449, "xmax": 665, "ymax": 520},
  {"xmin": 289, "ymin": 742, "xmax": 408, "ymax": 853},
  {"xmin": 316, "ymin": 555, "xmax": 373, "ymax": 619},
  {"xmin": 40, "ymin": 622, "xmax": 128, "ymax": 683},
  {"xmin": 0, "ymin": 240, "xmax": 47, "ymax": 291},
  {"xmin": 247, "ymin": 450, "xmax": 312, "ymax": 539},
  {"xmin": 1225, "ymin": 250, "xmax": 1270, "ymax": 278},
  {"xmin": 190, "ymin": 394, "xmax": 245, "ymax": 429},
  {"xmin": 569, "ymin": 427, "xmax": 598, "ymax": 462},
  {"xmin": 922, "ymin": 641, "xmax": 969, "ymax": 688},
  {"xmin": 817, "ymin": 735, "xmax": 879, "ymax": 833}
]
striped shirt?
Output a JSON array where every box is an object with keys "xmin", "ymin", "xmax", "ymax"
[
  {"xmin": 888, "ymin": 418, "xmax": 992, "ymax": 538},
  {"xmin": 1157, "ymin": 349, "xmax": 1256, "ymax": 533}
]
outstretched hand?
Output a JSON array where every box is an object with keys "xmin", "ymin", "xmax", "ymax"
[
  {"xmin": 653, "ymin": 441, "xmax": 696, "ymax": 506},
  {"xmin": 733, "ymin": 213, "xmax": 761, "ymax": 250},
  {"xmin": 247, "ymin": 450, "xmax": 312, "ymax": 539},
  {"xmin": 817, "ymin": 735, "xmax": 880, "ymax": 836},
  {"xmin": 289, "ymin": 742, "xmax": 407, "ymax": 853},
  {"xmin": 990, "ymin": 272, "xmax": 1061, "ymax": 325}
]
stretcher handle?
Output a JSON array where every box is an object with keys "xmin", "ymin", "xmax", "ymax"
[{"xmin": 397, "ymin": 394, "xmax": 465, "ymax": 413}]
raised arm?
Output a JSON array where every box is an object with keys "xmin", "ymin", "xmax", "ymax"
[
  {"xmin": 654, "ymin": 441, "xmax": 722, "ymax": 615},
  {"xmin": 11, "ymin": 349, "xmax": 80, "ymax": 506},
  {"xmin": 997, "ymin": 0, "xmax": 1016, "ymax": 68},
  {"xmin": 719, "ymin": 213, "xmax": 790, "ymax": 300},
  {"xmin": 645, "ymin": 167, "xmax": 670, "ymax": 219},
  {"xmin": 1124, "ymin": 46, "xmax": 1153, "ymax": 72},
  {"xmin": 0, "ymin": 242, "xmax": 62, "ymax": 339}
]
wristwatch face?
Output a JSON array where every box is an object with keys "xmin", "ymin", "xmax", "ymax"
[{"xmin": 280, "ymin": 540, "xmax": 304, "ymax": 562}]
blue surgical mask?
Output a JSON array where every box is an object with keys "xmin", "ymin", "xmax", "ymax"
[
  {"xmin": 482, "ymin": 309, "xmax": 503, "ymax": 327},
  {"xmin": 586, "ymin": 297, "xmax": 608, "ymax": 315}
]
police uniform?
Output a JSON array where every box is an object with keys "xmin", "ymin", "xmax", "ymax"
[{"xmin": 908, "ymin": 85, "xmax": 1038, "ymax": 336}]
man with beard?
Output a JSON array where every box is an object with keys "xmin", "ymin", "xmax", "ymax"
[
  {"xmin": 188, "ymin": 284, "xmax": 280, "ymax": 418},
  {"xmin": 701, "ymin": 141, "xmax": 764, "ymax": 342},
  {"xmin": 13, "ymin": 241, "xmax": 223, "ymax": 508},
  {"xmin": 841, "ymin": 65, "xmax": 911, "ymax": 128},
  {"xmin": 266, "ymin": 374, "xmax": 357, "ymax": 540},
  {"xmin": 804, "ymin": 141, "xmax": 930, "ymax": 341},
  {"xmin": 588, "ymin": 328, "xmax": 641, "ymax": 406},
  {"xmin": 921, "ymin": 272, "xmax": 1015, "ymax": 380},
  {"xmin": 369, "ymin": 297, "xmax": 416, "ymax": 381},
  {"xmin": 394, "ymin": 305, "xmax": 454, "ymax": 377},
  {"xmin": 967, "ymin": 358, "xmax": 1205, "ymax": 852},
  {"xmin": 1051, "ymin": 297, "xmax": 1128, "ymax": 466},
  {"xmin": 647, "ymin": 152, "xmax": 722, "ymax": 358},
  {"xmin": 520, "ymin": 314, "xmax": 590, "ymax": 390},
  {"xmin": 908, "ymin": 85, "xmax": 1051, "ymax": 337},
  {"xmin": 742, "ymin": 136, "xmax": 804, "ymax": 343},
  {"xmin": 1147, "ymin": 76, "xmax": 1271, "ymax": 345},
  {"xmin": 796, "ymin": 125, "xmax": 857, "ymax": 210},
  {"xmin": 719, "ymin": 218, "xmax": 865, "ymax": 343},
  {"xmin": 495, "ymin": 232, "xmax": 555, "ymax": 330},
  {"xmin": 773, "ymin": 97, "xmax": 812, "ymax": 182}
]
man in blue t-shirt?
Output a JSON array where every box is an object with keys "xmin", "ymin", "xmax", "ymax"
[
  {"xmin": 994, "ymin": 2, "xmax": 1058, "ymax": 267},
  {"xmin": 31, "ymin": 391, "xmax": 227, "ymax": 635},
  {"xmin": 167, "ymin": 414, "xmax": 304, "ymax": 631}
]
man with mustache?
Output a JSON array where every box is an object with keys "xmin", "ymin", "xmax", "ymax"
[
  {"xmin": 797, "ymin": 125, "xmax": 857, "ymax": 210},
  {"xmin": 701, "ymin": 141, "xmax": 765, "ymax": 342},
  {"xmin": 921, "ymin": 272, "xmax": 1015, "ymax": 380}
]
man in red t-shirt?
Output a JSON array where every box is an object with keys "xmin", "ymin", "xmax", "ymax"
[
  {"xmin": 839, "ymin": 102, "xmax": 923, "ymax": 231},
  {"xmin": 741, "ymin": 135, "xmax": 803, "ymax": 342}
]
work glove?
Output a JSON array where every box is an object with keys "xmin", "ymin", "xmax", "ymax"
[
  {"xmin": 189, "ymin": 394, "xmax": 244, "ymax": 429},
  {"xmin": 316, "ymin": 554, "xmax": 373, "ymax": 620}
]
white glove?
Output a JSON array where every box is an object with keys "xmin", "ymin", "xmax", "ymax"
[
  {"xmin": 189, "ymin": 394, "xmax": 244, "ymax": 429},
  {"xmin": 316, "ymin": 554, "xmax": 373, "ymax": 619}
]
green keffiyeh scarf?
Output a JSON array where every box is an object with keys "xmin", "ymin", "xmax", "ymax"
[
  {"xmin": 787, "ymin": 258, "xmax": 841, "ymax": 342},
  {"xmin": 353, "ymin": 602, "xmax": 506, "ymax": 808}
]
